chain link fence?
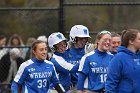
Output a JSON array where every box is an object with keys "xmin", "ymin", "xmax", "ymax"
[
  {"xmin": 0, "ymin": 8, "xmax": 59, "ymax": 42},
  {"xmin": 63, "ymin": 0, "xmax": 140, "ymax": 42}
]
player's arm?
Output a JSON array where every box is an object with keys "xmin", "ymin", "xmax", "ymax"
[
  {"xmin": 11, "ymin": 81, "xmax": 20, "ymax": 93},
  {"xmin": 77, "ymin": 72, "xmax": 86, "ymax": 92},
  {"xmin": 11, "ymin": 62, "xmax": 29, "ymax": 93},
  {"xmin": 77, "ymin": 55, "xmax": 89, "ymax": 92},
  {"xmin": 51, "ymin": 57, "xmax": 79, "ymax": 73},
  {"xmin": 51, "ymin": 64, "xmax": 66, "ymax": 93}
]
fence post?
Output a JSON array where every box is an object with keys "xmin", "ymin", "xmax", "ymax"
[{"xmin": 59, "ymin": 0, "xmax": 64, "ymax": 33}]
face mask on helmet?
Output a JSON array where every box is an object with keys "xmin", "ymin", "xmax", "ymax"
[
  {"xmin": 69, "ymin": 25, "xmax": 90, "ymax": 42},
  {"xmin": 48, "ymin": 32, "xmax": 66, "ymax": 52}
]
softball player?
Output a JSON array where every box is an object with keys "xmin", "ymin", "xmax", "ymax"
[
  {"xmin": 48, "ymin": 32, "xmax": 79, "ymax": 92},
  {"xmin": 68, "ymin": 25, "xmax": 91, "ymax": 87},
  {"xmin": 110, "ymin": 32, "xmax": 121, "ymax": 55},
  {"xmin": 11, "ymin": 40, "xmax": 66, "ymax": 93},
  {"xmin": 106, "ymin": 29, "xmax": 140, "ymax": 93},
  {"xmin": 77, "ymin": 30, "xmax": 113, "ymax": 93}
]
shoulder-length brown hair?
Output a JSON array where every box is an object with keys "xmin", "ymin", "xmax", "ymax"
[{"xmin": 8, "ymin": 34, "xmax": 24, "ymax": 46}]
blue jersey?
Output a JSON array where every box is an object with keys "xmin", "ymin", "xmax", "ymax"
[
  {"xmin": 77, "ymin": 49, "xmax": 113, "ymax": 91},
  {"xmin": 11, "ymin": 58, "xmax": 59, "ymax": 93},
  {"xmin": 50, "ymin": 51, "xmax": 79, "ymax": 91},
  {"xmin": 106, "ymin": 46, "xmax": 140, "ymax": 93},
  {"xmin": 68, "ymin": 47, "xmax": 85, "ymax": 85}
]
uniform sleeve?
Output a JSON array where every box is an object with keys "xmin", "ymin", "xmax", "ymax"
[
  {"xmin": 11, "ymin": 81, "xmax": 19, "ymax": 93},
  {"xmin": 105, "ymin": 56, "xmax": 122, "ymax": 93},
  {"xmin": 76, "ymin": 55, "xmax": 89, "ymax": 90},
  {"xmin": 51, "ymin": 65, "xmax": 61, "ymax": 86},
  {"xmin": 78, "ymin": 55, "xmax": 90, "ymax": 75},
  {"xmin": 77, "ymin": 72, "xmax": 86, "ymax": 90},
  {"xmin": 13, "ymin": 62, "xmax": 28, "ymax": 84},
  {"xmin": 50, "ymin": 65, "xmax": 66, "ymax": 93},
  {"xmin": 50, "ymin": 57, "xmax": 79, "ymax": 73},
  {"xmin": 11, "ymin": 62, "xmax": 29, "ymax": 92}
]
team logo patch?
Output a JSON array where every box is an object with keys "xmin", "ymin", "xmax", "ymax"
[
  {"xmin": 83, "ymin": 29, "xmax": 88, "ymax": 35},
  {"xmin": 57, "ymin": 34, "xmax": 62, "ymax": 39},
  {"xmin": 90, "ymin": 61, "xmax": 97, "ymax": 66},
  {"xmin": 29, "ymin": 74, "xmax": 34, "ymax": 78},
  {"xmin": 28, "ymin": 68, "xmax": 35, "ymax": 72}
]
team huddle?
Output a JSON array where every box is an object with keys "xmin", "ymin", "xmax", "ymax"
[{"xmin": 11, "ymin": 25, "xmax": 140, "ymax": 93}]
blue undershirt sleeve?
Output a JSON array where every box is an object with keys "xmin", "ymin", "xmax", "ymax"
[{"xmin": 77, "ymin": 72, "xmax": 86, "ymax": 90}]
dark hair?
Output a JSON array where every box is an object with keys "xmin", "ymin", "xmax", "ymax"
[
  {"xmin": 31, "ymin": 40, "xmax": 45, "ymax": 51},
  {"xmin": 111, "ymin": 32, "xmax": 120, "ymax": 37},
  {"xmin": 0, "ymin": 35, "xmax": 6, "ymax": 40},
  {"xmin": 121, "ymin": 29, "xmax": 140, "ymax": 47}
]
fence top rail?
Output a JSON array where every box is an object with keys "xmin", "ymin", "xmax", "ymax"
[
  {"xmin": 64, "ymin": 2, "xmax": 140, "ymax": 6},
  {"xmin": 0, "ymin": 7, "xmax": 59, "ymax": 11},
  {"xmin": 0, "ymin": 2, "xmax": 139, "ymax": 10}
]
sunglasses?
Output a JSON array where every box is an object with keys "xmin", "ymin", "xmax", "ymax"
[{"xmin": 99, "ymin": 30, "xmax": 111, "ymax": 35}]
